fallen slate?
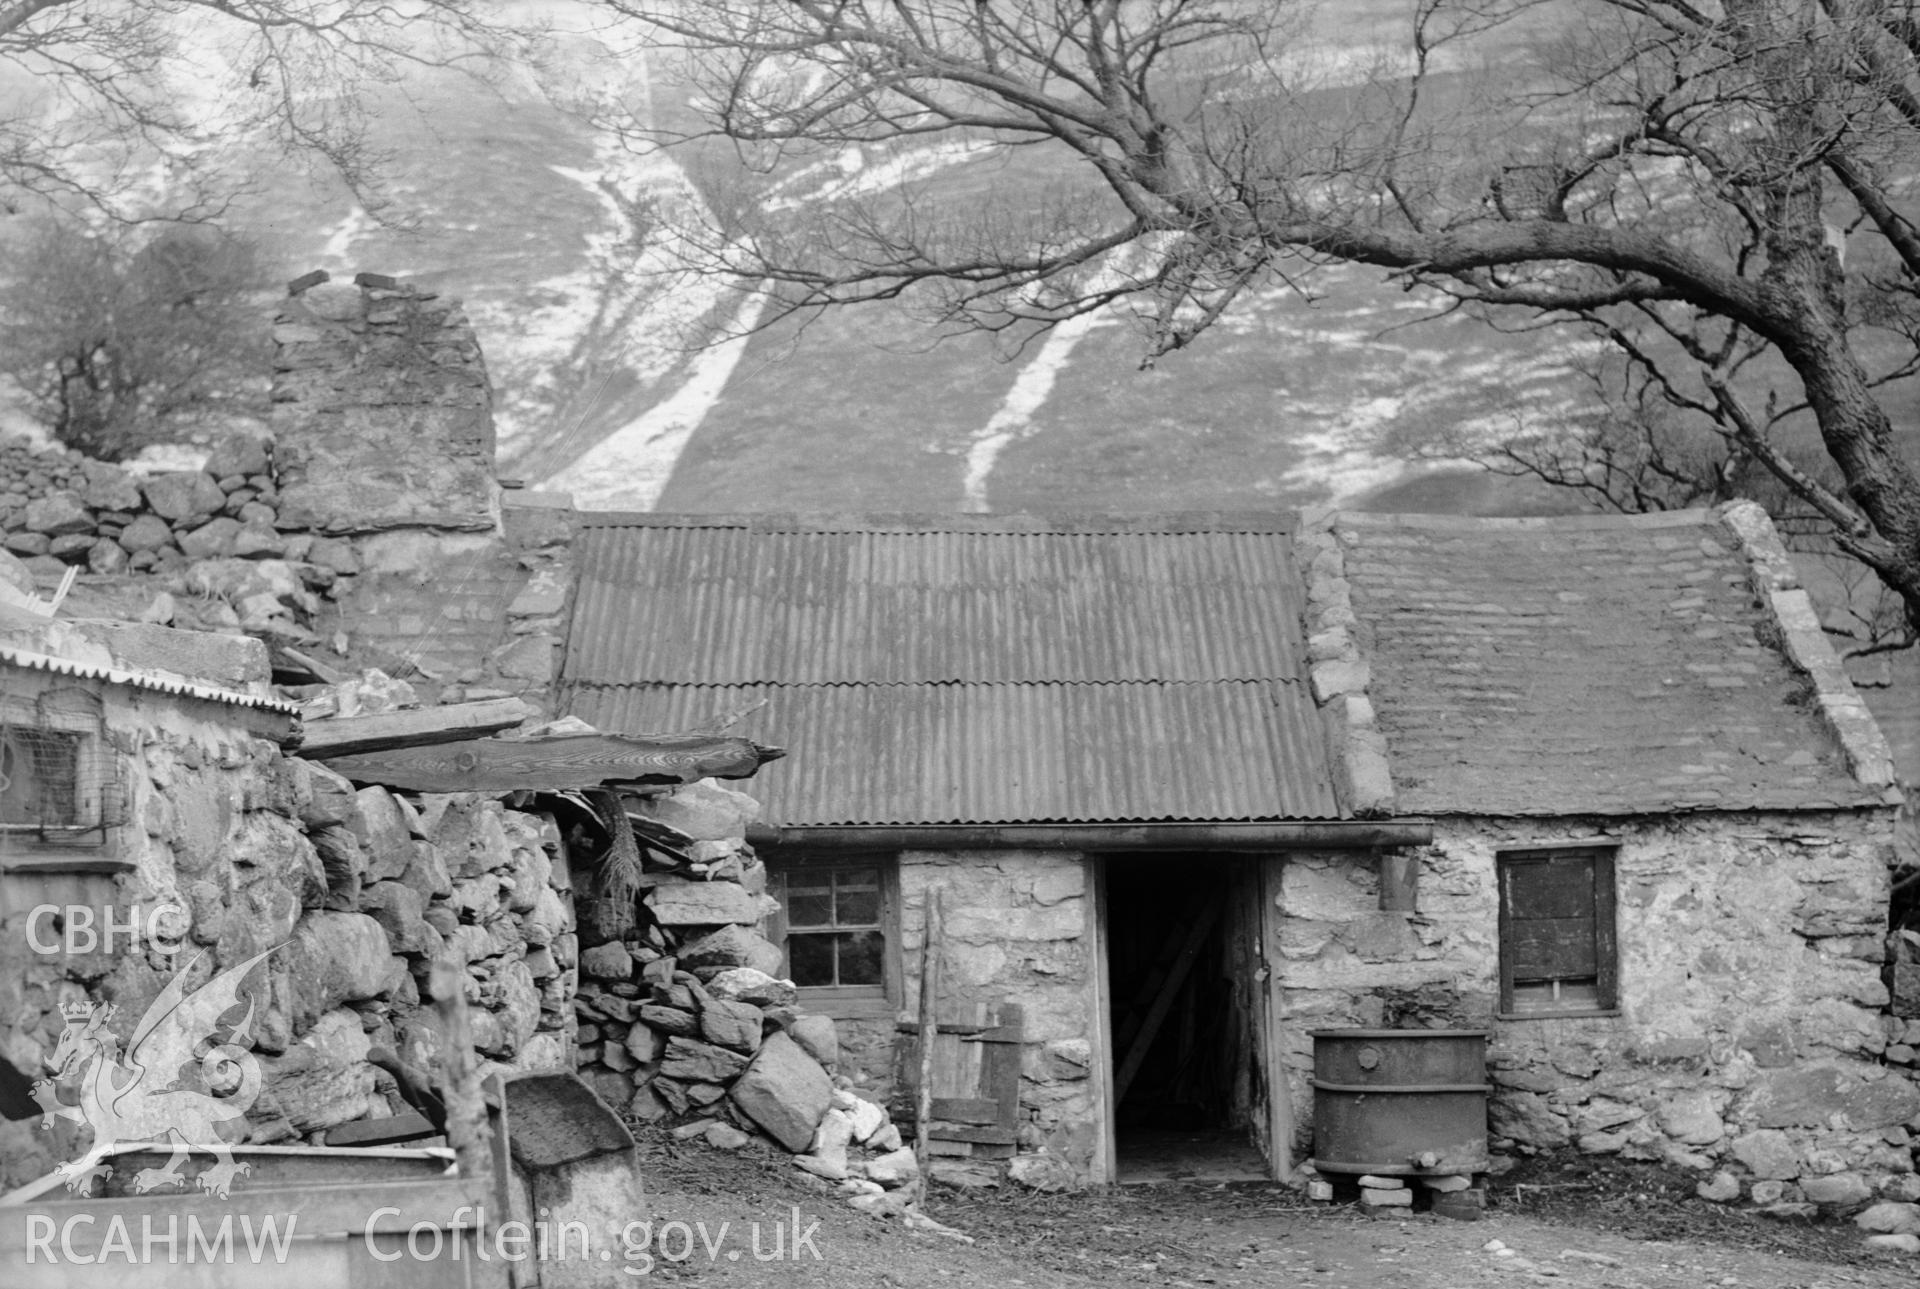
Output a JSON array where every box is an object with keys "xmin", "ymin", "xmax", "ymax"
[{"xmin": 730, "ymin": 1031, "xmax": 833, "ymax": 1153}]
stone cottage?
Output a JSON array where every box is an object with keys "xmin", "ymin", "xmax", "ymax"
[{"xmin": 554, "ymin": 507, "xmax": 1917, "ymax": 1201}]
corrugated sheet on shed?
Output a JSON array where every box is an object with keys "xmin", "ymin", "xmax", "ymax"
[
  {"xmin": 560, "ymin": 513, "xmax": 1338, "ymax": 825},
  {"xmin": 563, "ymin": 679, "xmax": 1342, "ymax": 825},
  {"xmin": 565, "ymin": 514, "xmax": 1305, "ymax": 685}
]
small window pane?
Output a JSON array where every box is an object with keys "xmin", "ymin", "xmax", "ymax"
[
  {"xmin": 835, "ymin": 877, "xmax": 880, "ymax": 926},
  {"xmin": 788, "ymin": 934, "xmax": 834, "ymax": 986},
  {"xmin": 837, "ymin": 931, "xmax": 884, "ymax": 985},
  {"xmin": 787, "ymin": 880, "xmax": 833, "ymax": 928}
]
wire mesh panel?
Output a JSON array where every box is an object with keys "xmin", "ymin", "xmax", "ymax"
[{"xmin": 0, "ymin": 685, "xmax": 122, "ymax": 844}]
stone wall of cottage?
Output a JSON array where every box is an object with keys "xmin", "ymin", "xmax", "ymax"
[
  {"xmin": 879, "ymin": 852, "xmax": 1103, "ymax": 1180},
  {"xmin": 0, "ymin": 642, "xmax": 577, "ymax": 1193},
  {"xmin": 1275, "ymin": 810, "xmax": 1920, "ymax": 1210}
]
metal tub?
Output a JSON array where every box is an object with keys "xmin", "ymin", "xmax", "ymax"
[{"xmin": 1310, "ymin": 1028, "xmax": 1490, "ymax": 1176}]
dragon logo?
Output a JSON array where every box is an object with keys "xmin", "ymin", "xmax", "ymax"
[{"xmin": 31, "ymin": 945, "xmax": 278, "ymax": 1199}]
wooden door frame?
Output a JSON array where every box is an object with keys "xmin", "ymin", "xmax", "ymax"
[
  {"xmin": 1090, "ymin": 855, "xmax": 1119, "ymax": 1184},
  {"xmin": 1259, "ymin": 856, "xmax": 1294, "ymax": 1179},
  {"xmin": 1092, "ymin": 853, "xmax": 1292, "ymax": 1183}
]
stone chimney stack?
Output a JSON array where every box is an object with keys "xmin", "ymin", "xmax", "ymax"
[{"xmin": 270, "ymin": 271, "xmax": 495, "ymax": 534}]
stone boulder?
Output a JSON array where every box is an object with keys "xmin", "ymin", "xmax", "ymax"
[
  {"xmin": 353, "ymin": 786, "xmax": 416, "ymax": 882},
  {"xmin": 1007, "ymin": 1152, "xmax": 1077, "ymax": 1193},
  {"xmin": 1800, "ymin": 1173, "xmax": 1873, "ymax": 1207},
  {"xmin": 1748, "ymin": 1064, "xmax": 1920, "ymax": 1131},
  {"xmin": 1728, "ymin": 1129, "xmax": 1801, "ymax": 1180},
  {"xmin": 648, "ymin": 878, "xmax": 768, "ymax": 926},
  {"xmin": 706, "ymin": 967, "xmax": 798, "ymax": 1009},
  {"xmin": 179, "ymin": 517, "xmax": 242, "ymax": 559},
  {"xmin": 698, "ymin": 998, "xmax": 764, "ymax": 1055},
  {"xmin": 80, "ymin": 463, "xmax": 142, "ymax": 512},
  {"xmin": 117, "ymin": 514, "xmax": 175, "ymax": 553},
  {"xmin": 24, "ymin": 491, "xmax": 92, "ymax": 536},
  {"xmin": 660, "ymin": 1036, "xmax": 752, "ymax": 1085},
  {"xmin": 580, "ymin": 942, "xmax": 634, "ymax": 981},
  {"xmin": 788, "ymin": 1014, "xmax": 839, "ymax": 1072},
  {"xmin": 866, "ymin": 1146, "xmax": 921, "ymax": 1186},
  {"xmin": 1857, "ymin": 1202, "xmax": 1920, "ymax": 1234},
  {"xmin": 205, "ymin": 430, "xmax": 272, "ymax": 479},
  {"xmin": 258, "ymin": 1008, "xmax": 377, "ymax": 1133},
  {"xmin": 729, "ymin": 1031, "xmax": 832, "ymax": 1153},
  {"xmin": 143, "ymin": 471, "xmax": 225, "ymax": 522},
  {"xmin": 286, "ymin": 911, "xmax": 393, "ymax": 1029},
  {"xmin": 358, "ymin": 881, "xmax": 436, "ymax": 955},
  {"xmin": 638, "ymin": 1004, "xmax": 698, "ymax": 1037},
  {"xmin": 677, "ymin": 924, "xmax": 784, "ymax": 978},
  {"xmin": 632, "ymin": 780, "xmax": 760, "ymax": 841}
]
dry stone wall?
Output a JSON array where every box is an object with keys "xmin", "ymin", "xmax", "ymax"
[
  {"xmin": 565, "ymin": 781, "xmax": 934, "ymax": 1211},
  {"xmin": 0, "ymin": 624, "xmax": 577, "ymax": 1193},
  {"xmin": 0, "ymin": 270, "xmax": 573, "ymax": 711},
  {"xmin": 1276, "ymin": 812, "xmax": 1920, "ymax": 1212}
]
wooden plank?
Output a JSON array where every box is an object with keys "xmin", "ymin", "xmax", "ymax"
[
  {"xmin": 913, "ymin": 888, "xmax": 943, "ymax": 1208},
  {"xmin": 323, "ymin": 730, "xmax": 784, "ymax": 791},
  {"xmin": 1114, "ymin": 900, "xmax": 1221, "ymax": 1105},
  {"xmin": 893, "ymin": 1019, "xmax": 1020, "ymax": 1041},
  {"xmin": 931, "ymin": 1096, "xmax": 1000, "ymax": 1124},
  {"xmin": 300, "ymin": 697, "xmax": 538, "ymax": 758},
  {"xmin": 984, "ymin": 1002, "xmax": 1024, "ymax": 1128},
  {"xmin": 927, "ymin": 1123, "xmax": 1019, "ymax": 1145},
  {"xmin": 1593, "ymin": 849, "xmax": 1620, "ymax": 1009}
]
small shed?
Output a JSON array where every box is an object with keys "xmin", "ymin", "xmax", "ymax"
[{"xmin": 556, "ymin": 507, "xmax": 1912, "ymax": 1192}]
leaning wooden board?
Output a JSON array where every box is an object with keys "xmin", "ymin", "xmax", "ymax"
[{"xmin": 897, "ymin": 1002, "xmax": 1024, "ymax": 1159}]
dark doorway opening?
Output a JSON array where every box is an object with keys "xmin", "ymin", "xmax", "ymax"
[{"xmin": 1103, "ymin": 853, "xmax": 1269, "ymax": 1182}]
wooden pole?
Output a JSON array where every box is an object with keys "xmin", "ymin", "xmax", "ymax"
[
  {"xmin": 428, "ymin": 959, "xmax": 490, "ymax": 1184},
  {"xmin": 913, "ymin": 888, "xmax": 944, "ymax": 1208}
]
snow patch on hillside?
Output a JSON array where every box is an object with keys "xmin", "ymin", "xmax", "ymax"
[{"xmin": 543, "ymin": 289, "xmax": 768, "ymax": 511}]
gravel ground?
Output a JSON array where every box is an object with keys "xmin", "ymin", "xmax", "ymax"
[{"xmin": 619, "ymin": 1130, "xmax": 1915, "ymax": 1289}]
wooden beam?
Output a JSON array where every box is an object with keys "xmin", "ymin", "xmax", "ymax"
[
  {"xmin": 913, "ymin": 888, "xmax": 944, "ymax": 1208},
  {"xmin": 321, "ymin": 731, "xmax": 785, "ymax": 792},
  {"xmin": 1113, "ymin": 901, "xmax": 1222, "ymax": 1106},
  {"xmin": 298, "ymin": 697, "xmax": 539, "ymax": 758}
]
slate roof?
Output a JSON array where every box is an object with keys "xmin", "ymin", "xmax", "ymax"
[
  {"xmin": 558, "ymin": 514, "xmax": 1343, "ymax": 826},
  {"xmin": 1333, "ymin": 510, "xmax": 1883, "ymax": 816}
]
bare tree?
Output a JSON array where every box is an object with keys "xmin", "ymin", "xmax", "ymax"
[
  {"xmin": 0, "ymin": 0, "xmax": 539, "ymax": 221},
  {"xmin": 0, "ymin": 217, "xmax": 269, "ymax": 459},
  {"xmin": 605, "ymin": 0, "xmax": 1920, "ymax": 642}
]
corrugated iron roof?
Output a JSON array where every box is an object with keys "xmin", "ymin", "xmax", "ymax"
[
  {"xmin": 560, "ymin": 513, "xmax": 1333, "ymax": 826},
  {"xmin": 0, "ymin": 644, "xmax": 298, "ymax": 714},
  {"xmin": 563, "ymin": 680, "xmax": 1341, "ymax": 825},
  {"xmin": 565, "ymin": 514, "xmax": 1304, "ymax": 685}
]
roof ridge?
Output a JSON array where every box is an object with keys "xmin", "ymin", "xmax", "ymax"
[
  {"xmin": 574, "ymin": 511, "xmax": 1299, "ymax": 534},
  {"xmin": 565, "ymin": 677, "xmax": 1314, "ymax": 690}
]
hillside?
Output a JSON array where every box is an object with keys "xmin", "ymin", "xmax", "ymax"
[
  {"xmin": 8, "ymin": 2, "xmax": 1911, "ymax": 523},
  {"xmin": 93, "ymin": 2, "xmax": 1589, "ymax": 520}
]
